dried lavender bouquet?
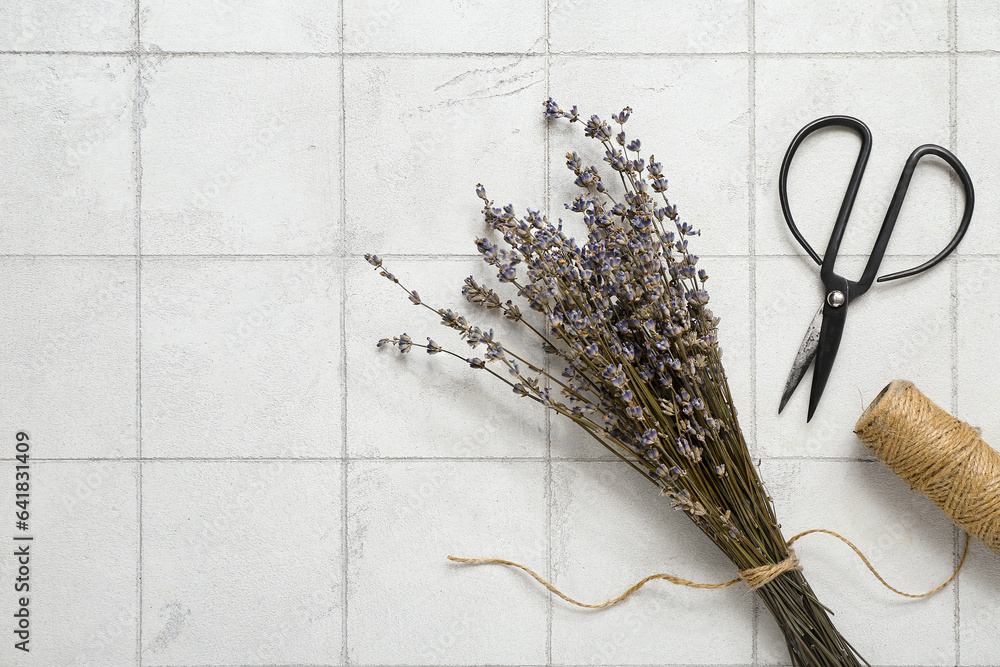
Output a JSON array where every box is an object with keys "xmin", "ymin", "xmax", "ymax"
[{"xmin": 368, "ymin": 100, "xmax": 866, "ymax": 667}]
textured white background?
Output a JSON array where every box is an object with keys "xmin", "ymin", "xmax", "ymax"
[{"xmin": 0, "ymin": 1, "xmax": 998, "ymax": 666}]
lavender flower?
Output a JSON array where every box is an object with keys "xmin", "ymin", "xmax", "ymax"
[{"xmin": 369, "ymin": 100, "xmax": 868, "ymax": 667}]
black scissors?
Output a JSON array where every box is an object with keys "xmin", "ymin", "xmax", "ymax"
[{"xmin": 777, "ymin": 115, "xmax": 975, "ymax": 421}]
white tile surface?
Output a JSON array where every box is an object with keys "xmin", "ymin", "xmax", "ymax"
[
  {"xmin": 958, "ymin": 540, "xmax": 1000, "ymax": 664},
  {"xmin": 549, "ymin": 0, "xmax": 749, "ymax": 54},
  {"xmin": 957, "ymin": 55, "xmax": 1000, "ymax": 255},
  {"xmin": 141, "ymin": 258, "xmax": 341, "ymax": 458},
  {"xmin": 549, "ymin": 56, "xmax": 751, "ymax": 257},
  {"xmin": 141, "ymin": 0, "xmax": 339, "ymax": 53},
  {"xmin": 141, "ymin": 56, "xmax": 341, "ymax": 255},
  {"xmin": 0, "ymin": 258, "xmax": 137, "ymax": 458},
  {"xmin": 344, "ymin": 0, "xmax": 546, "ymax": 53},
  {"xmin": 2, "ymin": 2, "xmax": 996, "ymax": 666},
  {"xmin": 755, "ymin": 56, "xmax": 957, "ymax": 259},
  {"xmin": 550, "ymin": 461, "xmax": 753, "ymax": 665},
  {"xmin": 957, "ymin": 258, "xmax": 1000, "ymax": 438},
  {"xmin": 757, "ymin": 459, "xmax": 958, "ymax": 665},
  {"xmin": 347, "ymin": 460, "xmax": 548, "ymax": 665},
  {"xmin": 0, "ymin": 1, "xmax": 134, "ymax": 52},
  {"xmin": 141, "ymin": 461, "xmax": 342, "ymax": 664},
  {"xmin": 756, "ymin": 0, "xmax": 950, "ymax": 53},
  {"xmin": 0, "ymin": 55, "xmax": 136, "ymax": 254},
  {"xmin": 957, "ymin": 0, "xmax": 1000, "ymax": 51},
  {"xmin": 345, "ymin": 55, "xmax": 546, "ymax": 256},
  {"xmin": 0, "ymin": 461, "xmax": 138, "ymax": 666},
  {"xmin": 346, "ymin": 256, "xmax": 548, "ymax": 459}
]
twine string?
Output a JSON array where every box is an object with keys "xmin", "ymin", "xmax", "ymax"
[
  {"xmin": 448, "ymin": 529, "xmax": 970, "ymax": 609},
  {"xmin": 451, "ymin": 380, "xmax": 992, "ymax": 609},
  {"xmin": 854, "ymin": 380, "xmax": 1000, "ymax": 556},
  {"xmin": 447, "ymin": 557, "xmax": 745, "ymax": 609}
]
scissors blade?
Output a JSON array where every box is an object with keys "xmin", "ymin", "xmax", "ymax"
[
  {"xmin": 806, "ymin": 300, "xmax": 849, "ymax": 422},
  {"xmin": 778, "ymin": 305, "xmax": 824, "ymax": 414}
]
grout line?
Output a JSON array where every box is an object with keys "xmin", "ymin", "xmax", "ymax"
[
  {"xmin": 8, "ymin": 48, "xmax": 1000, "ymax": 58},
  {"xmin": 0, "ymin": 254, "xmax": 340, "ymax": 259},
  {"xmin": 543, "ymin": 1, "xmax": 553, "ymax": 665},
  {"xmin": 760, "ymin": 455, "xmax": 878, "ymax": 463},
  {"xmin": 747, "ymin": 1, "xmax": 760, "ymax": 664},
  {"xmin": 136, "ymin": 664, "xmax": 1000, "ymax": 667},
  {"xmin": 534, "ymin": 50, "xmax": 957, "ymax": 58},
  {"xmin": 7, "ymin": 251, "xmax": 999, "ymax": 260},
  {"xmin": 949, "ymin": 3, "xmax": 960, "ymax": 419},
  {"xmin": 151, "ymin": 664, "xmax": 744, "ymax": 667},
  {"xmin": 948, "ymin": 2, "xmax": 961, "ymax": 663},
  {"xmin": 27, "ymin": 457, "xmax": 359, "ymax": 463},
  {"xmin": 339, "ymin": 1, "xmax": 350, "ymax": 664},
  {"xmin": 0, "ymin": 49, "xmax": 140, "ymax": 56},
  {"xmin": 137, "ymin": 663, "xmax": 840, "ymax": 667},
  {"xmin": 142, "ymin": 254, "xmax": 340, "ymax": 259},
  {"xmin": 133, "ymin": 0, "xmax": 144, "ymax": 663}
]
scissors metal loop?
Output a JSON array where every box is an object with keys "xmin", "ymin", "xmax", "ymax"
[
  {"xmin": 779, "ymin": 115, "xmax": 975, "ymax": 298},
  {"xmin": 777, "ymin": 115, "xmax": 975, "ymax": 421}
]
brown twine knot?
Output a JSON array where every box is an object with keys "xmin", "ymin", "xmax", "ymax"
[
  {"xmin": 855, "ymin": 380, "xmax": 1000, "ymax": 556},
  {"xmin": 738, "ymin": 548, "xmax": 802, "ymax": 589}
]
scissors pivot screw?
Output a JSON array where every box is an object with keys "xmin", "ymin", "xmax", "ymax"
[{"xmin": 826, "ymin": 290, "xmax": 846, "ymax": 308}]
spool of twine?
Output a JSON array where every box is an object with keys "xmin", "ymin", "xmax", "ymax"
[{"xmin": 855, "ymin": 379, "xmax": 1000, "ymax": 557}]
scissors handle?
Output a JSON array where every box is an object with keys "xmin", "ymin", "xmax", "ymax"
[
  {"xmin": 778, "ymin": 116, "xmax": 975, "ymax": 300},
  {"xmin": 859, "ymin": 144, "xmax": 974, "ymax": 291},
  {"xmin": 778, "ymin": 115, "xmax": 872, "ymax": 270}
]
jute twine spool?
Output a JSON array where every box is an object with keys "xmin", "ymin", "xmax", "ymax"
[{"xmin": 855, "ymin": 379, "xmax": 1000, "ymax": 557}]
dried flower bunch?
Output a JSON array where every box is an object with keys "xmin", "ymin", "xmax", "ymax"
[{"xmin": 368, "ymin": 99, "xmax": 866, "ymax": 667}]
